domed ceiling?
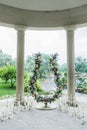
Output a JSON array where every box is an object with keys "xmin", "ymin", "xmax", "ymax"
[
  {"xmin": 0, "ymin": 0, "xmax": 87, "ymax": 11},
  {"xmin": 0, "ymin": 0, "xmax": 87, "ymax": 28}
]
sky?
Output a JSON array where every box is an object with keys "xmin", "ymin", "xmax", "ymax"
[{"xmin": 0, "ymin": 26, "xmax": 87, "ymax": 65}]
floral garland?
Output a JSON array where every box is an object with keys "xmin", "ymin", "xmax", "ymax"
[
  {"xmin": 28, "ymin": 53, "xmax": 62, "ymax": 104},
  {"xmin": 29, "ymin": 53, "xmax": 42, "ymax": 94}
]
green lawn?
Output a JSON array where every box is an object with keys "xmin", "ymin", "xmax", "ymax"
[{"xmin": 0, "ymin": 79, "xmax": 16, "ymax": 97}]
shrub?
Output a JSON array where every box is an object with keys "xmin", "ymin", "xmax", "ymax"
[{"xmin": 35, "ymin": 80, "xmax": 43, "ymax": 92}]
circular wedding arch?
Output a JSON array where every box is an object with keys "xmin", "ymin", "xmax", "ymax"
[{"xmin": 28, "ymin": 53, "xmax": 62, "ymax": 108}]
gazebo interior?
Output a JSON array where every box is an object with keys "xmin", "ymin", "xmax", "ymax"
[{"xmin": 0, "ymin": 0, "xmax": 87, "ymax": 129}]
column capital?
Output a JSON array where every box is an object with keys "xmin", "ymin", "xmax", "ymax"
[
  {"xmin": 15, "ymin": 25, "xmax": 28, "ymax": 31},
  {"xmin": 64, "ymin": 25, "xmax": 77, "ymax": 31}
]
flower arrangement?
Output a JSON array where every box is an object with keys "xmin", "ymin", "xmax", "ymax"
[{"xmin": 28, "ymin": 53, "xmax": 62, "ymax": 105}]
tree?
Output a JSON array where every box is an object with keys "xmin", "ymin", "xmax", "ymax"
[
  {"xmin": 25, "ymin": 55, "xmax": 35, "ymax": 72},
  {"xmin": 0, "ymin": 66, "xmax": 9, "ymax": 83},
  {"xmin": 60, "ymin": 63, "xmax": 67, "ymax": 72},
  {"xmin": 25, "ymin": 53, "xmax": 54, "ymax": 79},
  {"xmin": 7, "ymin": 65, "xmax": 16, "ymax": 88},
  {"xmin": 0, "ymin": 65, "xmax": 16, "ymax": 87},
  {"xmin": 0, "ymin": 65, "xmax": 30, "ymax": 89},
  {"xmin": 75, "ymin": 57, "xmax": 87, "ymax": 73},
  {"xmin": 0, "ymin": 49, "xmax": 16, "ymax": 67},
  {"xmin": 38, "ymin": 54, "xmax": 51, "ymax": 79}
]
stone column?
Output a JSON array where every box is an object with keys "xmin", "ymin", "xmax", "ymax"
[
  {"xmin": 65, "ymin": 25, "xmax": 77, "ymax": 106},
  {"xmin": 15, "ymin": 25, "xmax": 27, "ymax": 105}
]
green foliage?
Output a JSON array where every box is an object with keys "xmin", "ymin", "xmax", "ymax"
[
  {"xmin": 0, "ymin": 65, "xmax": 16, "ymax": 88},
  {"xmin": 0, "ymin": 66, "xmax": 10, "ymax": 83},
  {"xmin": 60, "ymin": 72, "xmax": 67, "ymax": 89},
  {"xmin": 83, "ymin": 86, "xmax": 87, "ymax": 91},
  {"xmin": 75, "ymin": 57, "xmax": 87, "ymax": 73},
  {"xmin": 0, "ymin": 64, "xmax": 33, "ymax": 92},
  {"xmin": 25, "ymin": 53, "xmax": 54, "ymax": 79},
  {"xmin": 25, "ymin": 56, "xmax": 35, "ymax": 72},
  {"xmin": 0, "ymin": 78, "xmax": 16, "ymax": 97},
  {"xmin": 38, "ymin": 54, "xmax": 51, "ymax": 79},
  {"xmin": 76, "ymin": 77, "xmax": 85, "ymax": 88},
  {"xmin": 24, "ymin": 72, "xmax": 31, "ymax": 92},
  {"xmin": 60, "ymin": 57, "xmax": 87, "ymax": 73},
  {"xmin": 24, "ymin": 77, "xmax": 29, "ymax": 92},
  {"xmin": 60, "ymin": 63, "xmax": 67, "ymax": 72},
  {"xmin": 24, "ymin": 72, "xmax": 43, "ymax": 93},
  {"xmin": 76, "ymin": 77, "xmax": 87, "ymax": 93},
  {"xmin": 35, "ymin": 80, "xmax": 43, "ymax": 92}
]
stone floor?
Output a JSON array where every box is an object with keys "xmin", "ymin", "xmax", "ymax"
[
  {"xmin": 0, "ymin": 108, "xmax": 87, "ymax": 130},
  {"xmin": 0, "ymin": 96, "xmax": 87, "ymax": 130},
  {"xmin": 0, "ymin": 91, "xmax": 87, "ymax": 130}
]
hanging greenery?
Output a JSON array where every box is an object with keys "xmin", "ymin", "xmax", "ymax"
[{"xmin": 28, "ymin": 53, "xmax": 62, "ymax": 104}]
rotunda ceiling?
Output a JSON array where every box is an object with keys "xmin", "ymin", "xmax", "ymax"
[
  {"xmin": 0, "ymin": 0, "xmax": 87, "ymax": 28},
  {"xmin": 0, "ymin": 0, "xmax": 87, "ymax": 11}
]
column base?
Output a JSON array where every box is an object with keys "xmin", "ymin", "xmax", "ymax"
[
  {"xmin": 14, "ymin": 97, "xmax": 28, "ymax": 106},
  {"xmin": 67, "ymin": 98, "xmax": 78, "ymax": 107}
]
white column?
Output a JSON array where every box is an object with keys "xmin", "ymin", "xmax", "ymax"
[
  {"xmin": 65, "ymin": 25, "xmax": 77, "ymax": 106},
  {"xmin": 15, "ymin": 25, "xmax": 27, "ymax": 105}
]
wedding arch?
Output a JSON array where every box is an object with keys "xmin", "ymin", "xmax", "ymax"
[{"xmin": 28, "ymin": 53, "xmax": 62, "ymax": 108}]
